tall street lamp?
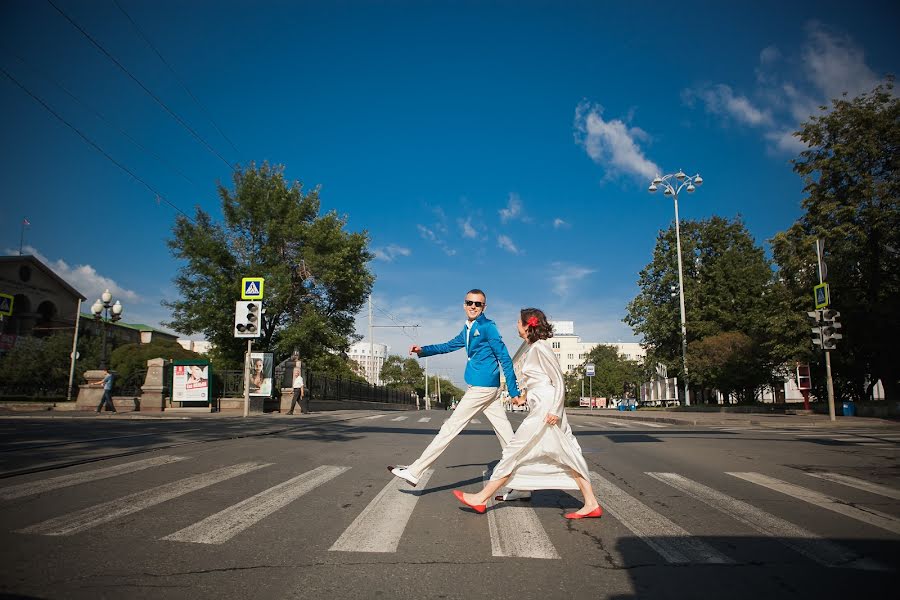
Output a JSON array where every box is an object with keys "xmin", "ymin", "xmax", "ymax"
[
  {"xmin": 648, "ymin": 169, "xmax": 703, "ymax": 406},
  {"xmin": 91, "ymin": 289, "xmax": 123, "ymax": 371}
]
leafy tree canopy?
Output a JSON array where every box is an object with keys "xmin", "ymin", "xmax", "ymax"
[
  {"xmin": 164, "ymin": 163, "xmax": 375, "ymax": 375},
  {"xmin": 772, "ymin": 80, "xmax": 900, "ymax": 401}
]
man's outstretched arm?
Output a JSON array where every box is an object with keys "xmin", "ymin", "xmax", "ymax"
[{"xmin": 412, "ymin": 328, "xmax": 466, "ymax": 357}]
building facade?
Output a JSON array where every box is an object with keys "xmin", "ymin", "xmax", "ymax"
[
  {"xmin": 348, "ymin": 341, "xmax": 389, "ymax": 385},
  {"xmin": 545, "ymin": 320, "xmax": 646, "ymax": 374}
]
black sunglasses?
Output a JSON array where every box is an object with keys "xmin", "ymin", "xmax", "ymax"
[{"xmin": 465, "ymin": 300, "xmax": 484, "ymax": 308}]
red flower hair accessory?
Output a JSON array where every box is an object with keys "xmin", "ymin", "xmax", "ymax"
[{"xmin": 526, "ymin": 316, "xmax": 539, "ymax": 328}]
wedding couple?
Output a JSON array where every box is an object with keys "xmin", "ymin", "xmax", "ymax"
[{"xmin": 387, "ymin": 289, "xmax": 602, "ymax": 519}]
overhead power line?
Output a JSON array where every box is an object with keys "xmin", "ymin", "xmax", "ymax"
[
  {"xmin": 2, "ymin": 44, "xmax": 197, "ymax": 187},
  {"xmin": 1, "ymin": 66, "xmax": 192, "ymax": 221},
  {"xmin": 45, "ymin": 0, "xmax": 235, "ymax": 171},
  {"xmin": 112, "ymin": 0, "xmax": 242, "ymax": 158}
]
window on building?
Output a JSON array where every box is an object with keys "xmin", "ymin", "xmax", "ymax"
[
  {"xmin": 567, "ymin": 353, "xmax": 574, "ymax": 359},
  {"xmin": 552, "ymin": 342, "xmax": 560, "ymax": 349}
]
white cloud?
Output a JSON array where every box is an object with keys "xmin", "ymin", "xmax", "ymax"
[
  {"xmin": 12, "ymin": 245, "xmax": 141, "ymax": 304},
  {"xmin": 683, "ymin": 22, "xmax": 889, "ymax": 155},
  {"xmin": 574, "ymin": 101, "xmax": 660, "ymax": 181},
  {"xmin": 552, "ymin": 218, "xmax": 570, "ymax": 229},
  {"xmin": 549, "ymin": 262, "xmax": 595, "ymax": 297},
  {"xmin": 416, "ymin": 224, "xmax": 456, "ymax": 256},
  {"xmin": 803, "ymin": 21, "xmax": 882, "ymax": 103},
  {"xmin": 497, "ymin": 235, "xmax": 521, "ymax": 255},
  {"xmin": 373, "ymin": 244, "xmax": 412, "ymax": 262},
  {"xmin": 499, "ymin": 193, "xmax": 524, "ymax": 224},
  {"xmin": 684, "ymin": 84, "xmax": 773, "ymax": 127},
  {"xmin": 458, "ymin": 217, "xmax": 478, "ymax": 239}
]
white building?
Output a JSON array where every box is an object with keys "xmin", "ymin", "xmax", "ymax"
[
  {"xmin": 348, "ymin": 341, "xmax": 389, "ymax": 385},
  {"xmin": 544, "ymin": 320, "xmax": 646, "ymax": 374}
]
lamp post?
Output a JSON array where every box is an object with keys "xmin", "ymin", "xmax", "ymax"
[
  {"xmin": 91, "ymin": 289, "xmax": 123, "ymax": 371},
  {"xmin": 648, "ymin": 169, "xmax": 703, "ymax": 406}
]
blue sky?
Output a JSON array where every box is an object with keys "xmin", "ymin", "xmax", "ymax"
[{"xmin": 2, "ymin": 1, "xmax": 897, "ymax": 385}]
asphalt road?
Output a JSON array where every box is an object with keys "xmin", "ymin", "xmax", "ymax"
[{"xmin": 0, "ymin": 410, "xmax": 898, "ymax": 600}]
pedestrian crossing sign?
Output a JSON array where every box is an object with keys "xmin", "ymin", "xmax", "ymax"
[
  {"xmin": 241, "ymin": 278, "xmax": 264, "ymax": 300},
  {"xmin": 0, "ymin": 293, "xmax": 13, "ymax": 317}
]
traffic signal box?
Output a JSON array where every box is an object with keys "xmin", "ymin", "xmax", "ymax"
[
  {"xmin": 234, "ymin": 301, "xmax": 262, "ymax": 338},
  {"xmin": 807, "ymin": 309, "xmax": 842, "ymax": 351}
]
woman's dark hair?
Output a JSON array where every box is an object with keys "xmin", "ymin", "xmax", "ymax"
[{"xmin": 520, "ymin": 308, "xmax": 553, "ymax": 343}]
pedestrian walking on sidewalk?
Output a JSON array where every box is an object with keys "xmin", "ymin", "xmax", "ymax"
[
  {"xmin": 287, "ymin": 371, "xmax": 308, "ymax": 414},
  {"xmin": 92, "ymin": 369, "xmax": 117, "ymax": 413}
]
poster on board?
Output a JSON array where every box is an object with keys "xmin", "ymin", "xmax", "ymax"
[
  {"xmin": 172, "ymin": 362, "xmax": 210, "ymax": 403},
  {"xmin": 249, "ymin": 352, "xmax": 273, "ymax": 396}
]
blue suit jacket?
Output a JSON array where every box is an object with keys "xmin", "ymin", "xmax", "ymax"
[{"xmin": 419, "ymin": 314, "xmax": 521, "ymax": 398}]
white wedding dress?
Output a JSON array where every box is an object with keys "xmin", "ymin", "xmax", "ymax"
[{"xmin": 491, "ymin": 338, "xmax": 590, "ymax": 490}]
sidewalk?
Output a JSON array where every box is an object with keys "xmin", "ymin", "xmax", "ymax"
[{"xmin": 565, "ymin": 407, "xmax": 900, "ymax": 429}]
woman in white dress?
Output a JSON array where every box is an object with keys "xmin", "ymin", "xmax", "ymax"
[{"xmin": 453, "ymin": 308, "xmax": 602, "ymax": 519}]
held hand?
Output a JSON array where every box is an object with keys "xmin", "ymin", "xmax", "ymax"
[
  {"xmin": 409, "ymin": 345, "xmax": 422, "ymax": 356},
  {"xmin": 510, "ymin": 396, "xmax": 524, "ymax": 406},
  {"xmin": 544, "ymin": 414, "xmax": 560, "ymax": 426}
]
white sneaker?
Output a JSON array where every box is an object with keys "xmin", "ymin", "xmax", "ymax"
[
  {"xmin": 387, "ymin": 465, "xmax": 419, "ymax": 487},
  {"xmin": 495, "ymin": 489, "xmax": 532, "ymax": 502}
]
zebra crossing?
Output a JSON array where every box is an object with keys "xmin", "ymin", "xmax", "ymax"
[
  {"xmin": 708, "ymin": 426, "xmax": 900, "ymax": 449},
  {"xmin": 2, "ymin": 453, "xmax": 896, "ymax": 569}
]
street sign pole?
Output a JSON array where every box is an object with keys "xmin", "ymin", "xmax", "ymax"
[
  {"xmin": 243, "ymin": 339, "xmax": 252, "ymax": 418},
  {"xmin": 815, "ymin": 239, "xmax": 836, "ymax": 422}
]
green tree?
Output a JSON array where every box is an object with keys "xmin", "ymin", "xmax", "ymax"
[
  {"xmin": 164, "ymin": 163, "xmax": 375, "ymax": 375},
  {"xmin": 570, "ymin": 345, "xmax": 642, "ymax": 400},
  {"xmin": 108, "ymin": 340, "xmax": 201, "ymax": 382},
  {"xmin": 772, "ymin": 81, "xmax": 900, "ymax": 401},
  {"xmin": 380, "ymin": 355, "xmax": 425, "ymax": 394},
  {"xmin": 625, "ymin": 216, "xmax": 774, "ymax": 399},
  {"xmin": 0, "ymin": 332, "xmax": 99, "ymax": 394},
  {"xmin": 687, "ymin": 332, "xmax": 768, "ymax": 402}
]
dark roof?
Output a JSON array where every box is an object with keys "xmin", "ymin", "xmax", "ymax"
[{"xmin": 0, "ymin": 255, "xmax": 87, "ymax": 301}]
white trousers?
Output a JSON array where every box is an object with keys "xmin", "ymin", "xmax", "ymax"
[{"xmin": 407, "ymin": 386, "xmax": 513, "ymax": 479}]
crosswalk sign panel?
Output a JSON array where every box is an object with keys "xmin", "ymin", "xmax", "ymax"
[
  {"xmin": 0, "ymin": 293, "xmax": 13, "ymax": 317},
  {"xmin": 241, "ymin": 278, "xmax": 264, "ymax": 300}
]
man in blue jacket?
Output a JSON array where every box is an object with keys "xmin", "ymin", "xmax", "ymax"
[{"xmin": 388, "ymin": 289, "xmax": 525, "ymax": 490}]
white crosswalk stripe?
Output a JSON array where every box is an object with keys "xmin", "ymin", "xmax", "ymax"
[
  {"xmin": 163, "ymin": 465, "xmax": 350, "ymax": 544},
  {"xmin": 485, "ymin": 471, "xmax": 559, "ymax": 559},
  {"xmin": 18, "ymin": 462, "xmax": 269, "ymax": 536},
  {"xmin": 362, "ymin": 415, "xmax": 385, "ymax": 420},
  {"xmin": 604, "ymin": 421, "xmax": 629, "ymax": 428},
  {"xmin": 647, "ymin": 472, "xmax": 884, "ymax": 570},
  {"xmin": 0, "ymin": 455, "xmax": 189, "ymax": 501},
  {"xmin": 390, "ymin": 416, "xmax": 408, "ymax": 422},
  {"xmin": 471, "ymin": 419, "xmax": 482, "ymax": 424},
  {"xmin": 417, "ymin": 417, "xmax": 431, "ymax": 423},
  {"xmin": 329, "ymin": 469, "xmax": 435, "ymax": 553},
  {"xmin": 803, "ymin": 472, "xmax": 900, "ymax": 500},
  {"xmin": 640, "ymin": 422, "xmax": 669, "ymax": 428},
  {"xmin": 589, "ymin": 471, "xmax": 732, "ymax": 564},
  {"xmin": 727, "ymin": 472, "xmax": 900, "ymax": 535}
]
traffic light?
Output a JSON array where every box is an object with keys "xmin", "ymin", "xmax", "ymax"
[
  {"xmin": 807, "ymin": 310, "xmax": 823, "ymax": 349},
  {"xmin": 820, "ymin": 310, "xmax": 842, "ymax": 350},
  {"xmin": 234, "ymin": 301, "xmax": 261, "ymax": 338}
]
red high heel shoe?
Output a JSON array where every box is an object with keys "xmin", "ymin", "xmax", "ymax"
[
  {"xmin": 453, "ymin": 490, "xmax": 486, "ymax": 514},
  {"xmin": 564, "ymin": 505, "xmax": 603, "ymax": 519}
]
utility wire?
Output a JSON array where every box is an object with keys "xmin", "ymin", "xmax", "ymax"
[
  {"xmin": 111, "ymin": 0, "xmax": 242, "ymax": 158},
  {"xmin": 1, "ymin": 66, "xmax": 192, "ymax": 221},
  {"xmin": 1, "ymin": 44, "xmax": 197, "ymax": 187},
  {"xmin": 45, "ymin": 0, "xmax": 235, "ymax": 171}
]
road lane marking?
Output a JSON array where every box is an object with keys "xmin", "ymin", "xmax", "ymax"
[
  {"xmin": 485, "ymin": 471, "xmax": 559, "ymax": 559},
  {"xmin": 329, "ymin": 469, "xmax": 434, "ymax": 553},
  {"xmin": 18, "ymin": 462, "xmax": 269, "ymax": 536},
  {"xmin": 417, "ymin": 417, "xmax": 431, "ymax": 423},
  {"xmin": 647, "ymin": 472, "xmax": 884, "ymax": 571},
  {"xmin": 803, "ymin": 472, "xmax": 900, "ymax": 500},
  {"xmin": 589, "ymin": 471, "xmax": 732, "ymax": 564},
  {"xmin": 164, "ymin": 465, "xmax": 350, "ymax": 544},
  {"xmin": 0, "ymin": 456, "xmax": 189, "ymax": 501},
  {"xmin": 604, "ymin": 421, "xmax": 629, "ymax": 428},
  {"xmin": 390, "ymin": 416, "xmax": 408, "ymax": 422},
  {"xmin": 362, "ymin": 415, "xmax": 385, "ymax": 420},
  {"xmin": 727, "ymin": 472, "xmax": 900, "ymax": 535},
  {"xmin": 640, "ymin": 422, "xmax": 668, "ymax": 428}
]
